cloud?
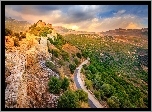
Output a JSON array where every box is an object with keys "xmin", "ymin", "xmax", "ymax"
[
  {"xmin": 113, "ymin": 10, "xmax": 126, "ymax": 16},
  {"xmin": 5, "ymin": 5, "xmax": 148, "ymax": 32}
]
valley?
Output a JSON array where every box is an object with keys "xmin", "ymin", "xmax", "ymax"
[{"xmin": 5, "ymin": 17, "xmax": 148, "ymax": 108}]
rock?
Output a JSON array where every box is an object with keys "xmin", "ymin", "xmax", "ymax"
[
  {"xmin": 36, "ymin": 20, "xmax": 46, "ymax": 28},
  {"xmin": 5, "ymin": 36, "xmax": 14, "ymax": 48}
]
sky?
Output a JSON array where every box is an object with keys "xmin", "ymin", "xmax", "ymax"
[{"xmin": 5, "ymin": 5, "xmax": 148, "ymax": 32}]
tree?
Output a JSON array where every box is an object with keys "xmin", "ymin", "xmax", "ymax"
[
  {"xmin": 74, "ymin": 58, "xmax": 80, "ymax": 66},
  {"xmin": 75, "ymin": 89, "xmax": 88, "ymax": 102},
  {"xmin": 48, "ymin": 76, "xmax": 61, "ymax": 94},
  {"xmin": 107, "ymin": 96, "xmax": 120, "ymax": 108},
  {"xmin": 69, "ymin": 64, "xmax": 76, "ymax": 74},
  {"xmin": 57, "ymin": 90, "xmax": 80, "ymax": 108},
  {"xmin": 61, "ymin": 77, "xmax": 70, "ymax": 91},
  {"xmin": 82, "ymin": 64, "xmax": 88, "ymax": 70},
  {"xmin": 88, "ymin": 65, "xmax": 97, "ymax": 74},
  {"xmin": 76, "ymin": 53, "xmax": 82, "ymax": 59},
  {"xmin": 100, "ymin": 83, "xmax": 115, "ymax": 98},
  {"xmin": 85, "ymin": 79, "xmax": 93, "ymax": 90},
  {"xmin": 94, "ymin": 90, "xmax": 101, "ymax": 101}
]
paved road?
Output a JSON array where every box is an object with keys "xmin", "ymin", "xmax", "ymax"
[{"xmin": 74, "ymin": 60, "xmax": 104, "ymax": 108}]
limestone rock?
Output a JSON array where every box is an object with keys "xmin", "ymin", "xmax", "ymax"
[{"xmin": 36, "ymin": 20, "xmax": 46, "ymax": 28}]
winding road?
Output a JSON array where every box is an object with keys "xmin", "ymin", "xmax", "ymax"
[{"xmin": 74, "ymin": 60, "xmax": 104, "ymax": 108}]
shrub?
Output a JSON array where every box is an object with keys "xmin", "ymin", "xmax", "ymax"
[
  {"xmin": 69, "ymin": 64, "xmax": 76, "ymax": 74},
  {"xmin": 100, "ymin": 84, "xmax": 115, "ymax": 98},
  {"xmin": 52, "ymin": 49, "xmax": 59, "ymax": 58},
  {"xmin": 75, "ymin": 89, "xmax": 88, "ymax": 102},
  {"xmin": 85, "ymin": 79, "xmax": 93, "ymax": 90},
  {"xmin": 58, "ymin": 60, "xmax": 65, "ymax": 66},
  {"xmin": 76, "ymin": 53, "xmax": 82, "ymax": 59},
  {"xmin": 94, "ymin": 90, "xmax": 101, "ymax": 101},
  {"xmin": 57, "ymin": 90, "xmax": 80, "ymax": 108},
  {"xmin": 61, "ymin": 51, "xmax": 69, "ymax": 61},
  {"xmin": 74, "ymin": 58, "xmax": 80, "ymax": 66},
  {"xmin": 61, "ymin": 77, "xmax": 70, "ymax": 91},
  {"xmin": 82, "ymin": 64, "xmax": 88, "ymax": 70},
  {"xmin": 48, "ymin": 76, "xmax": 61, "ymax": 94},
  {"xmin": 107, "ymin": 96, "xmax": 120, "ymax": 108},
  {"xmin": 45, "ymin": 60, "xmax": 55, "ymax": 69}
]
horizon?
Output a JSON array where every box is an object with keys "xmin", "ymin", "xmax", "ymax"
[
  {"xmin": 5, "ymin": 16, "xmax": 148, "ymax": 33},
  {"xmin": 5, "ymin": 5, "xmax": 148, "ymax": 32}
]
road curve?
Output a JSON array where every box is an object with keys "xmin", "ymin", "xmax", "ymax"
[{"xmin": 74, "ymin": 60, "xmax": 104, "ymax": 108}]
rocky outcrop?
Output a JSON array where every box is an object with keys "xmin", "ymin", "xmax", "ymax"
[
  {"xmin": 36, "ymin": 20, "xmax": 46, "ymax": 28},
  {"xmin": 47, "ymin": 23, "xmax": 52, "ymax": 29},
  {"xmin": 5, "ymin": 33, "xmax": 60, "ymax": 108},
  {"xmin": 5, "ymin": 51, "xmax": 26, "ymax": 108}
]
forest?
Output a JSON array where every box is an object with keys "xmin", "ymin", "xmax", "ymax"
[{"xmin": 64, "ymin": 34, "xmax": 148, "ymax": 108}]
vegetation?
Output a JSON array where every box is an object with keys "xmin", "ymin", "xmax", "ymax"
[
  {"xmin": 48, "ymin": 76, "xmax": 61, "ymax": 94},
  {"xmin": 69, "ymin": 63, "xmax": 76, "ymax": 74},
  {"xmin": 48, "ymin": 76, "xmax": 70, "ymax": 94},
  {"xmin": 107, "ymin": 96, "xmax": 120, "ymax": 108},
  {"xmin": 57, "ymin": 90, "xmax": 80, "ymax": 108},
  {"xmin": 61, "ymin": 77, "xmax": 70, "ymax": 91},
  {"xmin": 75, "ymin": 89, "xmax": 88, "ymax": 102},
  {"xmin": 48, "ymin": 33, "xmax": 66, "ymax": 50},
  {"xmin": 45, "ymin": 60, "xmax": 55, "ymax": 70},
  {"xmin": 64, "ymin": 34, "xmax": 148, "ymax": 108},
  {"xmin": 76, "ymin": 52, "xmax": 82, "ymax": 59},
  {"xmin": 57, "ymin": 89, "xmax": 88, "ymax": 108},
  {"xmin": 74, "ymin": 58, "xmax": 80, "ymax": 66},
  {"xmin": 29, "ymin": 23, "xmax": 52, "ymax": 37}
]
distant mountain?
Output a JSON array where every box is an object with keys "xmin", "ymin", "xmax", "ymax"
[
  {"xmin": 53, "ymin": 26, "xmax": 75, "ymax": 34},
  {"xmin": 5, "ymin": 16, "xmax": 31, "ymax": 33},
  {"xmin": 53, "ymin": 26, "xmax": 96, "ymax": 35}
]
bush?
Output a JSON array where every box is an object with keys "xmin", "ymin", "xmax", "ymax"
[
  {"xmin": 58, "ymin": 60, "xmax": 65, "ymax": 66},
  {"xmin": 76, "ymin": 53, "xmax": 82, "ymax": 59},
  {"xmin": 45, "ymin": 60, "xmax": 55, "ymax": 70},
  {"xmin": 82, "ymin": 64, "xmax": 88, "ymax": 70},
  {"xmin": 85, "ymin": 79, "xmax": 93, "ymax": 90},
  {"xmin": 61, "ymin": 51, "xmax": 69, "ymax": 61},
  {"xmin": 94, "ymin": 90, "xmax": 101, "ymax": 101},
  {"xmin": 75, "ymin": 89, "xmax": 88, "ymax": 102},
  {"xmin": 52, "ymin": 49, "xmax": 59, "ymax": 58},
  {"xmin": 100, "ymin": 84, "xmax": 115, "ymax": 98},
  {"xmin": 107, "ymin": 96, "xmax": 120, "ymax": 108},
  {"xmin": 69, "ymin": 64, "xmax": 76, "ymax": 74},
  {"xmin": 48, "ymin": 76, "xmax": 61, "ymax": 94},
  {"xmin": 57, "ymin": 90, "xmax": 80, "ymax": 108},
  {"xmin": 61, "ymin": 77, "xmax": 70, "ymax": 91},
  {"xmin": 74, "ymin": 58, "xmax": 80, "ymax": 66}
]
